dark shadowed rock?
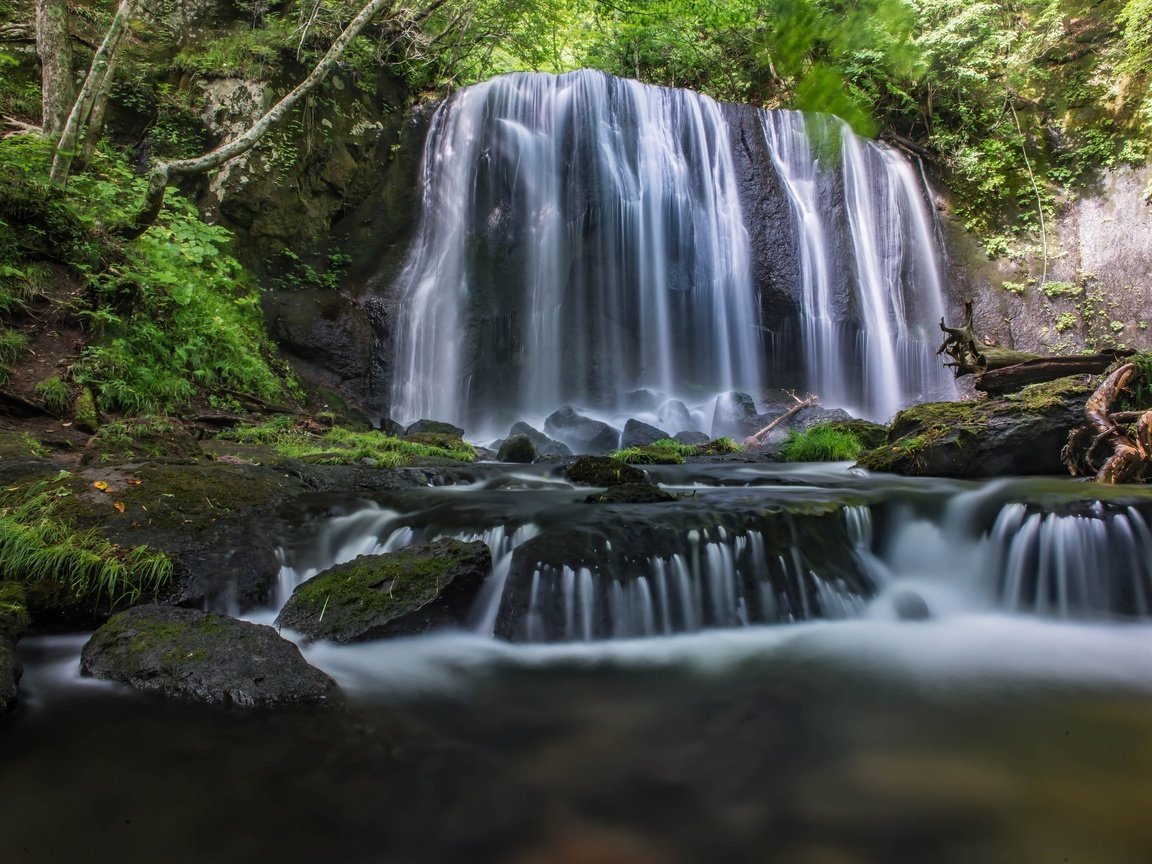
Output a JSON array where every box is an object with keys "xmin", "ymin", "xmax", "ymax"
[
  {"xmin": 544, "ymin": 406, "xmax": 620, "ymax": 454},
  {"xmin": 509, "ymin": 422, "xmax": 572, "ymax": 458},
  {"xmin": 584, "ymin": 483, "xmax": 676, "ymax": 504},
  {"xmin": 406, "ymin": 419, "xmax": 466, "ymax": 438},
  {"xmin": 80, "ymin": 605, "xmax": 337, "ymax": 707},
  {"xmin": 711, "ymin": 391, "xmax": 760, "ymax": 439},
  {"xmin": 380, "ymin": 417, "xmax": 406, "ymax": 437},
  {"xmin": 621, "ymin": 419, "xmax": 670, "ymax": 449},
  {"xmin": 0, "ymin": 582, "xmax": 29, "ymax": 642},
  {"xmin": 856, "ymin": 378, "xmax": 1092, "ymax": 477},
  {"xmin": 276, "ymin": 539, "xmax": 492, "ymax": 643},
  {"xmin": 565, "ymin": 456, "xmax": 647, "ymax": 487},
  {"xmin": 498, "ymin": 434, "xmax": 536, "ymax": 463},
  {"xmin": 673, "ymin": 430, "xmax": 710, "ymax": 446},
  {"xmin": 0, "ymin": 637, "xmax": 21, "ymax": 716},
  {"xmin": 893, "ymin": 590, "xmax": 931, "ymax": 621}
]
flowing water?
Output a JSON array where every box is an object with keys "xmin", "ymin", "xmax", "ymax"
[
  {"xmin": 387, "ymin": 71, "xmax": 955, "ymax": 433},
  {"xmin": 6, "ymin": 465, "xmax": 1152, "ymax": 863}
]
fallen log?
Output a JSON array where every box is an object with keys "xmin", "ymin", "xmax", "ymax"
[
  {"xmin": 744, "ymin": 394, "xmax": 818, "ymax": 449},
  {"xmin": 975, "ymin": 353, "xmax": 1126, "ymax": 395}
]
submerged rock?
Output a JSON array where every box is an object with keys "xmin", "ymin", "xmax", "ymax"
[
  {"xmin": 565, "ymin": 456, "xmax": 647, "ymax": 487},
  {"xmin": 0, "ymin": 637, "xmax": 21, "ymax": 715},
  {"xmin": 584, "ymin": 483, "xmax": 676, "ymax": 504},
  {"xmin": 544, "ymin": 406, "xmax": 621, "ymax": 455},
  {"xmin": 620, "ymin": 419, "xmax": 670, "ymax": 449},
  {"xmin": 497, "ymin": 434, "xmax": 536, "ymax": 463},
  {"xmin": 275, "ymin": 538, "xmax": 492, "ymax": 642},
  {"xmin": 80, "ymin": 605, "xmax": 337, "ymax": 707},
  {"xmin": 856, "ymin": 378, "xmax": 1092, "ymax": 477}
]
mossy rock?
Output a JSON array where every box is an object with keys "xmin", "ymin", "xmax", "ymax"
[
  {"xmin": 81, "ymin": 417, "xmax": 201, "ymax": 465},
  {"xmin": 275, "ymin": 538, "xmax": 492, "ymax": 643},
  {"xmin": 565, "ymin": 456, "xmax": 646, "ymax": 487},
  {"xmin": 856, "ymin": 377, "xmax": 1093, "ymax": 477},
  {"xmin": 0, "ymin": 637, "xmax": 20, "ymax": 716},
  {"xmin": 497, "ymin": 434, "xmax": 536, "ymax": 463},
  {"xmin": 73, "ymin": 388, "xmax": 100, "ymax": 434},
  {"xmin": 80, "ymin": 605, "xmax": 337, "ymax": 707},
  {"xmin": 584, "ymin": 483, "xmax": 676, "ymax": 504},
  {"xmin": 0, "ymin": 582, "xmax": 30, "ymax": 642},
  {"xmin": 403, "ymin": 432, "xmax": 476, "ymax": 459}
]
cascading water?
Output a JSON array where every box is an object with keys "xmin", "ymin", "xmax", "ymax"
[
  {"xmin": 762, "ymin": 111, "xmax": 956, "ymax": 421},
  {"xmin": 389, "ymin": 70, "xmax": 957, "ymax": 432},
  {"xmin": 390, "ymin": 70, "xmax": 762, "ymax": 429}
]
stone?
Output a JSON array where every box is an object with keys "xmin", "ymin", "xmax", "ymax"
[
  {"xmin": 543, "ymin": 406, "xmax": 621, "ymax": 455},
  {"xmin": 856, "ymin": 377, "xmax": 1093, "ymax": 477},
  {"xmin": 509, "ymin": 422, "xmax": 572, "ymax": 458},
  {"xmin": 622, "ymin": 389, "xmax": 665, "ymax": 412},
  {"xmin": 0, "ymin": 637, "xmax": 21, "ymax": 716},
  {"xmin": 656, "ymin": 399, "xmax": 697, "ymax": 435},
  {"xmin": 673, "ymin": 430, "xmax": 710, "ymax": 446},
  {"xmin": 405, "ymin": 419, "xmax": 465, "ymax": 438},
  {"xmin": 893, "ymin": 590, "xmax": 931, "ymax": 621},
  {"xmin": 80, "ymin": 605, "xmax": 337, "ymax": 707},
  {"xmin": 497, "ymin": 434, "xmax": 536, "ymax": 463},
  {"xmin": 0, "ymin": 582, "xmax": 29, "ymax": 642},
  {"xmin": 711, "ymin": 391, "xmax": 760, "ymax": 439},
  {"xmin": 275, "ymin": 538, "xmax": 492, "ymax": 643},
  {"xmin": 565, "ymin": 456, "xmax": 646, "ymax": 487},
  {"xmin": 379, "ymin": 417, "xmax": 406, "ymax": 437},
  {"xmin": 584, "ymin": 483, "xmax": 677, "ymax": 504},
  {"xmin": 620, "ymin": 418, "xmax": 670, "ymax": 449}
]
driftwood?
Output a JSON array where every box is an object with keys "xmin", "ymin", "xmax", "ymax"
[
  {"xmin": 940, "ymin": 301, "xmax": 1130, "ymax": 395},
  {"xmin": 1062, "ymin": 363, "xmax": 1152, "ymax": 484},
  {"xmin": 938, "ymin": 301, "xmax": 1040, "ymax": 377},
  {"xmin": 744, "ymin": 393, "xmax": 818, "ymax": 448},
  {"xmin": 975, "ymin": 354, "xmax": 1124, "ymax": 395}
]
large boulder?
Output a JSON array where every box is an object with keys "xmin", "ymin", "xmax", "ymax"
[
  {"xmin": 673, "ymin": 430, "xmax": 710, "ymax": 446},
  {"xmin": 497, "ymin": 434, "xmax": 536, "ymax": 463},
  {"xmin": 80, "ymin": 605, "xmax": 337, "ymax": 707},
  {"xmin": 0, "ymin": 637, "xmax": 20, "ymax": 716},
  {"xmin": 622, "ymin": 389, "xmax": 665, "ymax": 412},
  {"xmin": 656, "ymin": 399, "xmax": 697, "ymax": 435},
  {"xmin": 620, "ymin": 418, "xmax": 670, "ymax": 449},
  {"xmin": 856, "ymin": 377, "xmax": 1093, "ymax": 477},
  {"xmin": 710, "ymin": 391, "xmax": 760, "ymax": 439},
  {"xmin": 509, "ymin": 422, "xmax": 572, "ymax": 458},
  {"xmin": 275, "ymin": 538, "xmax": 492, "ymax": 642},
  {"xmin": 543, "ymin": 406, "xmax": 620, "ymax": 455},
  {"xmin": 406, "ymin": 419, "xmax": 466, "ymax": 438}
]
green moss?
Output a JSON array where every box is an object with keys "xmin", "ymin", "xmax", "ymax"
[
  {"xmin": 611, "ymin": 439, "xmax": 694, "ymax": 465},
  {"xmin": 217, "ymin": 419, "xmax": 476, "ymax": 466},
  {"xmin": 74, "ymin": 388, "xmax": 99, "ymax": 433},
  {"xmin": 0, "ymin": 581, "xmax": 29, "ymax": 640},
  {"xmin": 1042, "ymin": 280, "xmax": 1083, "ymax": 299}
]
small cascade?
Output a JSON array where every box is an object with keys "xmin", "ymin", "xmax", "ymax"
[
  {"xmin": 762, "ymin": 110, "xmax": 956, "ymax": 421},
  {"xmin": 988, "ymin": 504, "xmax": 1152, "ymax": 619},
  {"xmin": 390, "ymin": 69, "xmax": 762, "ymax": 428},
  {"xmin": 501, "ymin": 509, "xmax": 873, "ymax": 642}
]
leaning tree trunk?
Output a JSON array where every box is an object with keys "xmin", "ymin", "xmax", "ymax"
[
  {"xmin": 49, "ymin": 0, "xmax": 140, "ymax": 186},
  {"xmin": 35, "ymin": 0, "xmax": 73, "ymax": 137},
  {"xmin": 121, "ymin": 0, "xmax": 398, "ymax": 239}
]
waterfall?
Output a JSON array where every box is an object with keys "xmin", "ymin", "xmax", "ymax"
[
  {"xmin": 762, "ymin": 111, "xmax": 956, "ymax": 421},
  {"xmin": 390, "ymin": 70, "xmax": 763, "ymax": 429}
]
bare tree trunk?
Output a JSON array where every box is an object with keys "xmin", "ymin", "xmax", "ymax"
[
  {"xmin": 122, "ymin": 0, "xmax": 397, "ymax": 238},
  {"xmin": 36, "ymin": 0, "xmax": 74, "ymax": 136},
  {"xmin": 75, "ymin": 52, "xmax": 118, "ymax": 171},
  {"xmin": 49, "ymin": 0, "xmax": 140, "ymax": 186}
]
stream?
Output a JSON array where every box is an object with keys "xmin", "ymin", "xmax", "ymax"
[{"xmin": 4, "ymin": 463, "xmax": 1152, "ymax": 863}]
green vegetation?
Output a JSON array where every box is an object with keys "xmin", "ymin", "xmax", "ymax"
[
  {"xmin": 35, "ymin": 376, "xmax": 71, "ymax": 416},
  {"xmin": 779, "ymin": 424, "xmax": 865, "ymax": 462},
  {"xmin": 0, "ymin": 132, "xmax": 298, "ymax": 417},
  {"xmin": 0, "ymin": 472, "xmax": 173, "ymax": 609},
  {"xmin": 217, "ymin": 416, "xmax": 476, "ymax": 464},
  {"xmin": 611, "ymin": 437, "xmax": 742, "ymax": 464}
]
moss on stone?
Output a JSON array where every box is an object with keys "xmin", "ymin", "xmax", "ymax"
[
  {"xmin": 276, "ymin": 538, "xmax": 491, "ymax": 642},
  {"xmin": 566, "ymin": 456, "xmax": 647, "ymax": 486},
  {"xmin": 0, "ymin": 581, "xmax": 29, "ymax": 641},
  {"xmin": 73, "ymin": 388, "xmax": 99, "ymax": 434}
]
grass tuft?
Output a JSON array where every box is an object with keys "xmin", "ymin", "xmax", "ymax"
[{"xmin": 778, "ymin": 424, "xmax": 863, "ymax": 462}]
